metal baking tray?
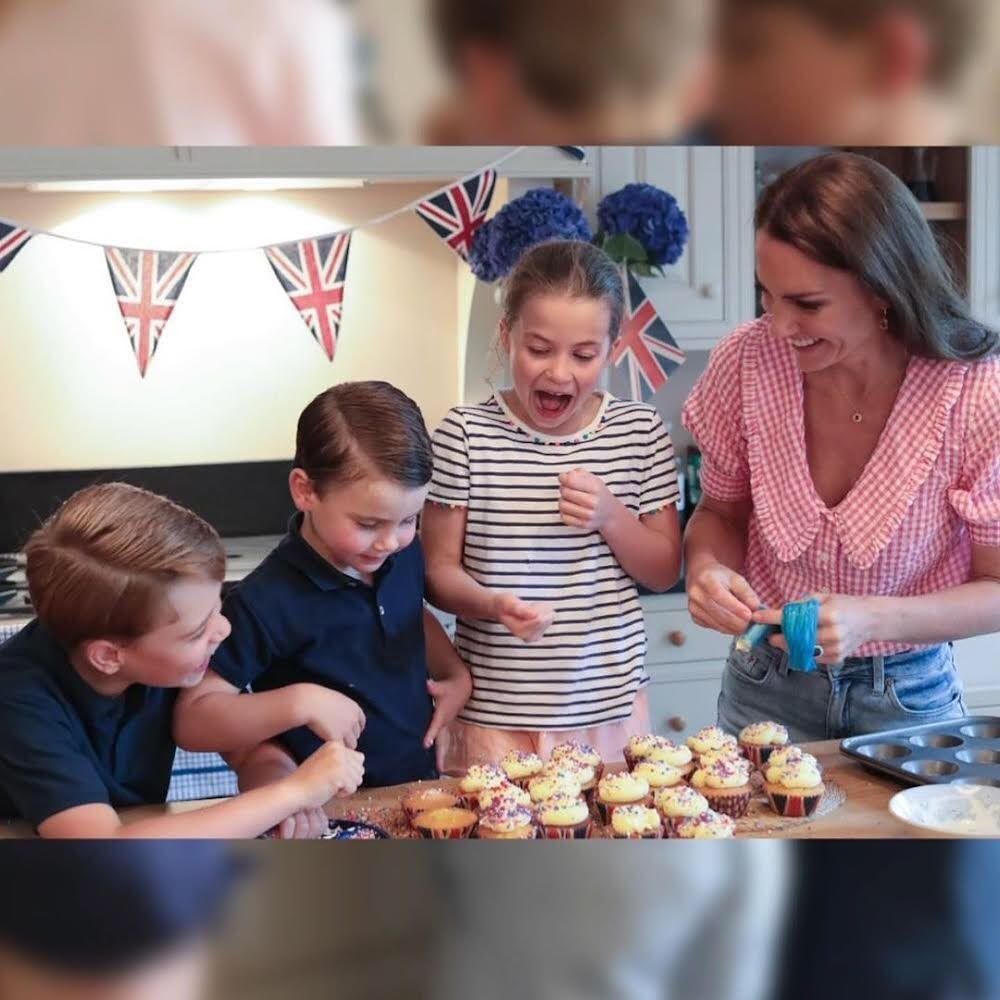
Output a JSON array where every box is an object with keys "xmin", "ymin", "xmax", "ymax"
[{"xmin": 840, "ymin": 716, "xmax": 1000, "ymax": 787}]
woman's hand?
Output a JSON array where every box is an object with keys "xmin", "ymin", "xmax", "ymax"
[
  {"xmin": 754, "ymin": 594, "xmax": 877, "ymax": 663},
  {"xmin": 687, "ymin": 561, "xmax": 760, "ymax": 635}
]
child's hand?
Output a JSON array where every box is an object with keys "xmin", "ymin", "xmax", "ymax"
[
  {"xmin": 274, "ymin": 807, "xmax": 329, "ymax": 840},
  {"xmin": 300, "ymin": 685, "xmax": 366, "ymax": 747},
  {"xmin": 291, "ymin": 740, "xmax": 365, "ymax": 809},
  {"xmin": 558, "ymin": 469, "xmax": 620, "ymax": 531},
  {"xmin": 423, "ymin": 673, "xmax": 473, "ymax": 754},
  {"xmin": 492, "ymin": 592, "xmax": 556, "ymax": 643}
]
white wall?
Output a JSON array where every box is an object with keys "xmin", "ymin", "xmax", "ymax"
[{"xmin": 0, "ymin": 183, "xmax": 469, "ymax": 471}]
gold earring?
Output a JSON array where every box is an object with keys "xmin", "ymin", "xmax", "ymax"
[{"xmin": 880, "ymin": 307, "xmax": 889, "ymax": 331}]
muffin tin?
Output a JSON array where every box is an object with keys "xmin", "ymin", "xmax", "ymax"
[{"xmin": 841, "ymin": 716, "xmax": 1000, "ymax": 787}]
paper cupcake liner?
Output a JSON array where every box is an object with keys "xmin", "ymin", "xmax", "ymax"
[
  {"xmin": 403, "ymin": 798, "xmax": 458, "ymax": 827},
  {"xmin": 623, "ymin": 749, "xmax": 638, "ymax": 772},
  {"xmin": 540, "ymin": 818, "xmax": 593, "ymax": 840},
  {"xmin": 738, "ymin": 743, "xmax": 777, "ymax": 769},
  {"xmin": 610, "ymin": 825, "xmax": 664, "ymax": 840},
  {"xmin": 595, "ymin": 794, "xmax": 653, "ymax": 826},
  {"xmin": 765, "ymin": 786, "xmax": 824, "ymax": 818},
  {"xmin": 701, "ymin": 787, "xmax": 752, "ymax": 819},
  {"xmin": 416, "ymin": 821, "xmax": 477, "ymax": 839}
]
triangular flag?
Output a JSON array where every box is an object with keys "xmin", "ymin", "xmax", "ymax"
[
  {"xmin": 415, "ymin": 169, "xmax": 496, "ymax": 261},
  {"xmin": 611, "ymin": 269, "xmax": 686, "ymax": 402},
  {"xmin": 0, "ymin": 222, "xmax": 34, "ymax": 272},
  {"xmin": 264, "ymin": 231, "xmax": 352, "ymax": 361},
  {"xmin": 105, "ymin": 248, "xmax": 196, "ymax": 378}
]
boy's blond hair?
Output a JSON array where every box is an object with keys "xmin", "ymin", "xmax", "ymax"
[
  {"xmin": 24, "ymin": 483, "xmax": 225, "ymax": 648},
  {"xmin": 725, "ymin": 0, "xmax": 987, "ymax": 89},
  {"xmin": 430, "ymin": 0, "xmax": 712, "ymax": 112}
]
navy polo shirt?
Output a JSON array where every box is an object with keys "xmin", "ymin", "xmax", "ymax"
[
  {"xmin": 0, "ymin": 620, "xmax": 177, "ymax": 828},
  {"xmin": 210, "ymin": 514, "xmax": 436, "ymax": 787}
]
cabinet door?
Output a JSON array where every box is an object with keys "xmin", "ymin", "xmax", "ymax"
[
  {"xmin": 645, "ymin": 664, "xmax": 724, "ymax": 740},
  {"xmin": 596, "ymin": 146, "xmax": 756, "ymax": 349},
  {"xmin": 954, "ymin": 634, "xmax": 1000, "ymax": 716}
]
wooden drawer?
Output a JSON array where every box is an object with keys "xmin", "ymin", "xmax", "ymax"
[
  {"xmin": 644, "ymin": 607, "xmax": 732, "ymax": 666},
  {"xmin": 645, "ymin": 661, "xmax": 724, "ymax": 740}
]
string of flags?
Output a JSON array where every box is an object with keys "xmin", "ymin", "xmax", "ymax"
[{"xmin": 0, "ymin": 165, "xmax": 500, "ymax": 378}]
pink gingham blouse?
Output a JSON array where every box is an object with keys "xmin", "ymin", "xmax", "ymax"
[{"xmin": 682, "ymin": 317, "xmax": 1000, "ymax": 656}]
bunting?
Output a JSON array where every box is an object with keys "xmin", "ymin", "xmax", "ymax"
[
  {"xmin": 0, "ymin": 222, "xmax": 33, "ymax": 272},
  {"xmin": 415, "ymin": 169, "xmax": 496, "ymax": 260}
]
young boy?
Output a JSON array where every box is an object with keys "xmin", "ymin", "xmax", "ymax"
[
  {"xmin": 0, "ymin": 482, "xmax": 363, "ymax": 839},
  {"xmin": 422, "ymin": 0, "xmax": 716, "ymax": 142},
  {"xmin": 712, "ymin": 0, "xmax": 992, "ymax": 143}
]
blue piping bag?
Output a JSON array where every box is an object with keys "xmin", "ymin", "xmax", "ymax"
[{"xmin": 781, "ymin": 599, "xmax": 821, "ymax": 672}]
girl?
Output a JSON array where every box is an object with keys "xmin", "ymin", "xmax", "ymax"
[
  {"xmin": 422, "ymin": 240, "xmax": 682, "ymax": 768},
  {"xmin": 175, "ymin": 381, "xmax": 472, "ymax": 835}
]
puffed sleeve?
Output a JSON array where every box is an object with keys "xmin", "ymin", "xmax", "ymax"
[{"xmin": 427, "ymin": 408, "xmax": 470, "ymax": 508}]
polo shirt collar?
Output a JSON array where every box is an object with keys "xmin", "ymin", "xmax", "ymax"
[{"xmin": 275, "ymin": 513, "xmax": 395, "ymax": 591}]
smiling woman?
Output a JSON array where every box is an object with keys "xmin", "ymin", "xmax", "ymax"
[{"xmin": 682, "ymin": 151, "xmax": 1000, "ymax": 743}]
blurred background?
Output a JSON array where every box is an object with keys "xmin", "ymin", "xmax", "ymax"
[
  {"xmin": 2, "ymin": 0, "xmax": 1000, "ymax": 144},
  {"xmin": 2, "ymin": 841, "xmax": 999, "ymax": 1000}
]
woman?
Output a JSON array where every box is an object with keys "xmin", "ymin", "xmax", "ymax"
[{"xmin": 683, "ymin": 151, "xmax": 1000, "ymax": 741}]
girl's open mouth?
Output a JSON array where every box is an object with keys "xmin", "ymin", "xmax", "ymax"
[{"xmin": 534, "ymin": 390, "xmax": 573, "ymax": 417}]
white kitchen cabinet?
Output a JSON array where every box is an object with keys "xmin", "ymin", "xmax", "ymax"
[
  {"xmin": 593, "ymin": 146, "xmax": 757, "ymax": 350},
  {"xmin": 955, "ymin": 634, "xmax": 1000, "ymax": 717},
  {"xmin": 0, "ymin": 146, "xmax": 594, "ymax": 185}
]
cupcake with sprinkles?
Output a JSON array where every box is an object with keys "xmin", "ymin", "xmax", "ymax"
[
  {"xmin": 765, "ymin": 745, "xmax": 814, "ymax": 771},
  {"xmin": 476, "ymin": 780, "xmax": 532, "ymax": 813},
  {"xmin": 690, "ymin": 757, "xmax": 753, "ymax": 819},
  {"xmin": 738, "ymin": 721, "xmax": 789, "ymax": 768},
  {"xmin": 687, "ymin": 725, "xmax": 739, "ymax": 762},
  {"xmin": 527, "ymin": 768, "xmax": 583, "ymax": 806},
  {"xmin": 763, "ymin": 757, "xmax": 826, "ymax": 818},
  {"xmin": 643, "ymin": 737, "xmax": 695, "ymax": 778},
  {"xmin": 535, "ymin": 792, "xmax": 593, "ymax": 839},
  {"xmin": 542, "ymin": 756, "xmax": 597, "ymax": 804},
  {"xmin": 674, "ymin": 809, "xmax": 736, "ymax": 839},
  {"xmin": 550, "ymin": 740, "xmax": 605, "ymax": 782},
  {"xmin": 500, "ymin": 749, "xmax": 545, "ymax": 789},
  {"xmin": 632, "ymin": 759, "xmax": 688, "ymax": 794},
  {"xmin": 595, "ymin": 771, "xmax": 652, "ymax": 825},
  {"xmin": 609, "ymin": 804, "xmax": 663, "ymax": 840},
  {"xmin": 476, "ymin": 802, "xmax": 538, "ymax": 840},
  {"xmin": 412, "ymin": 805, "xmax": 478, "ymax": 839},
  {"xmin": 402, "ymin": 787, "xmax": 461, "ymax": 826},
  {"xmin": 458, "ymin": 763, "xmax": 507, "ymax": 810},
  {"xmin": 623, "ymin": 733, "xmax": 660, "ymax": 771},
  {"xmin": 653, "ymin": 785, "xmax": 710, "ymax": 837},
  {"xmin": 697, "ymin": 745, "xmax": 747, "ymax": 770}
]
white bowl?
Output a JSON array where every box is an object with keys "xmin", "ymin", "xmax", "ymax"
[{"xmin": 889, "ymin": 783, "xmax": 1000, "ymax": 837}]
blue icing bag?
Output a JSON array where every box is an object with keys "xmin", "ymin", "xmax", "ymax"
[
  {"xmin": 734, "ymin": 611, "xmax": 779, "ymax": 653},
  {"xmin": 781, "ymin": 599, "xmax": 821, "ymax": 672}
]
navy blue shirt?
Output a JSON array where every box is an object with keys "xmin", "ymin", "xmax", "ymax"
[
  {"xmin": 0, "ymin": 620, "xmax": 177, "ymax": 828},
  {"xmin": 211, "ymin": 514, "xmax": 435, "ymax": 787}
]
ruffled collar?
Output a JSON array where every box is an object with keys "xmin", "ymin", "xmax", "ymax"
[{"xmin": 744, "ymin": 322, "xmax": 967, "ymax": 569}]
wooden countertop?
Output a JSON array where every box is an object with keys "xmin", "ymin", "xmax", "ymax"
[{"xmin": 0, "ymin": 739, "xmax": 934, "ymax": 839}]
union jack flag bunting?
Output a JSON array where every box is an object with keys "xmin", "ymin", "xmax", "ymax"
[
  {"xmin": 611, "ymin": 269, "xmax": 686, "ymax": 402},
  {"xmin": 0, "ymin": 221, "xmax": 33, "ymax": 272},
  {"xmin": 105, "ymin": 248, "xmax": 196, "ymax": 378},
  {"xmin": 415, "ymin": 169, "xmax": 496, "ymax": 260},
  {"xmin": 264, "ymin": 231, "xmax": 352, "ymax": 361}
]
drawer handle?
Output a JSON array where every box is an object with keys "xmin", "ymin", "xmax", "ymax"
[
  {"xmin": 667, "ymin": 630, "xmax": 686, "ymax": 647},
  {"xmin": 666, "ymin": 716, "xmax": 686, "ymax": 732}
]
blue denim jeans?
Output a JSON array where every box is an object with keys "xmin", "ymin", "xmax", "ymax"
[{"xmin": 717, "ymin": 640, "xmax": 967, "ymax": 742}]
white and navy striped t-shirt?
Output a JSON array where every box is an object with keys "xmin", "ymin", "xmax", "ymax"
[{"xmin": 427, "ymin": 391, "xmax": 679, "ymax": 731}]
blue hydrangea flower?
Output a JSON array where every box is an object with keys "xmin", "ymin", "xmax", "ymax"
[
  {"xmin": 468, "ymin": 187, "xmax": 592, "ymax": 283},
  {"xmin": 596, "ymin": 183, "xmax": 688, "ymax": 267}
]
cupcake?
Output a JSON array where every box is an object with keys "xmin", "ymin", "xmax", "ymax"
[
  {"xmin": 697, "ymin": 746, "xmax": 747, "ymax": 769},
  {"xmin": 476, "ymin": 802, "xmax": 538, "ymax": 840},
  {"xmin": 402, "ymin": 787, "xmax": 460, "ymax": 826},
  {"xmin": 501, "ymin": 750, "xmax": 545, "ymax": 789},
  {"xmin": 528, "ymin": 769, "xmax": 583, "ymax": 805},
  {"xmin": 738, "ymin": 721, "xmax": 790, "ymax": 768},
  {"xmin": 595, "ymin": 771, "xmax": 652, "ymax": 825},
  {"xmin": 458, "ymin": 763, "xmax": 507, "ymax": 810},
  {"xmin": 412, "ymin": 806, "xmax": 478, "ymax": 839},
  {"xmin": 535, "ymin": 792, "xmax": 593, "ymax": 839},
  {"xmin": 687, "ymin": 725, "xmax": 739, "ymax": 760},
  {"xmin": 609, "ymin": 804, "xmax": 663, "ymax": 839},
  {"xmin": 764, "ymin": 758, "xmax": 826, "ymax": 818},
  {"xmin": 690, "ymin": 758, "xmax": 753, "ymax": 819},
  {"xmin": 765, "ymin": 745, "xmax": 813, "ymax": 770},
  {"xmin": 643, "ymin": 738, "xmax": 695, "ymax": 777},
  {"xmin": 550, "ymin": 741, "xmax": 605, "ymax": 782},
  {"xmin": 542, "ymin": 757, "xmax": 597, "ymax": 804},
  {"xmin": 476, "ymin": 780, "xmax": 532, "ymax": 813},
  {"xmin": 674, "ymin": 809, "xmax": 736, "ymax": 839},
  {"xmin": 623, "ymin": 733, "xmax": 660, "ymax": 771},
  {"xmin": 653, "ymin": 785, "xmax": 711, "ymax": 836},
  {"xmin": 632, "ymin": 759, "xmax": 688, "ymax": 793}
]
